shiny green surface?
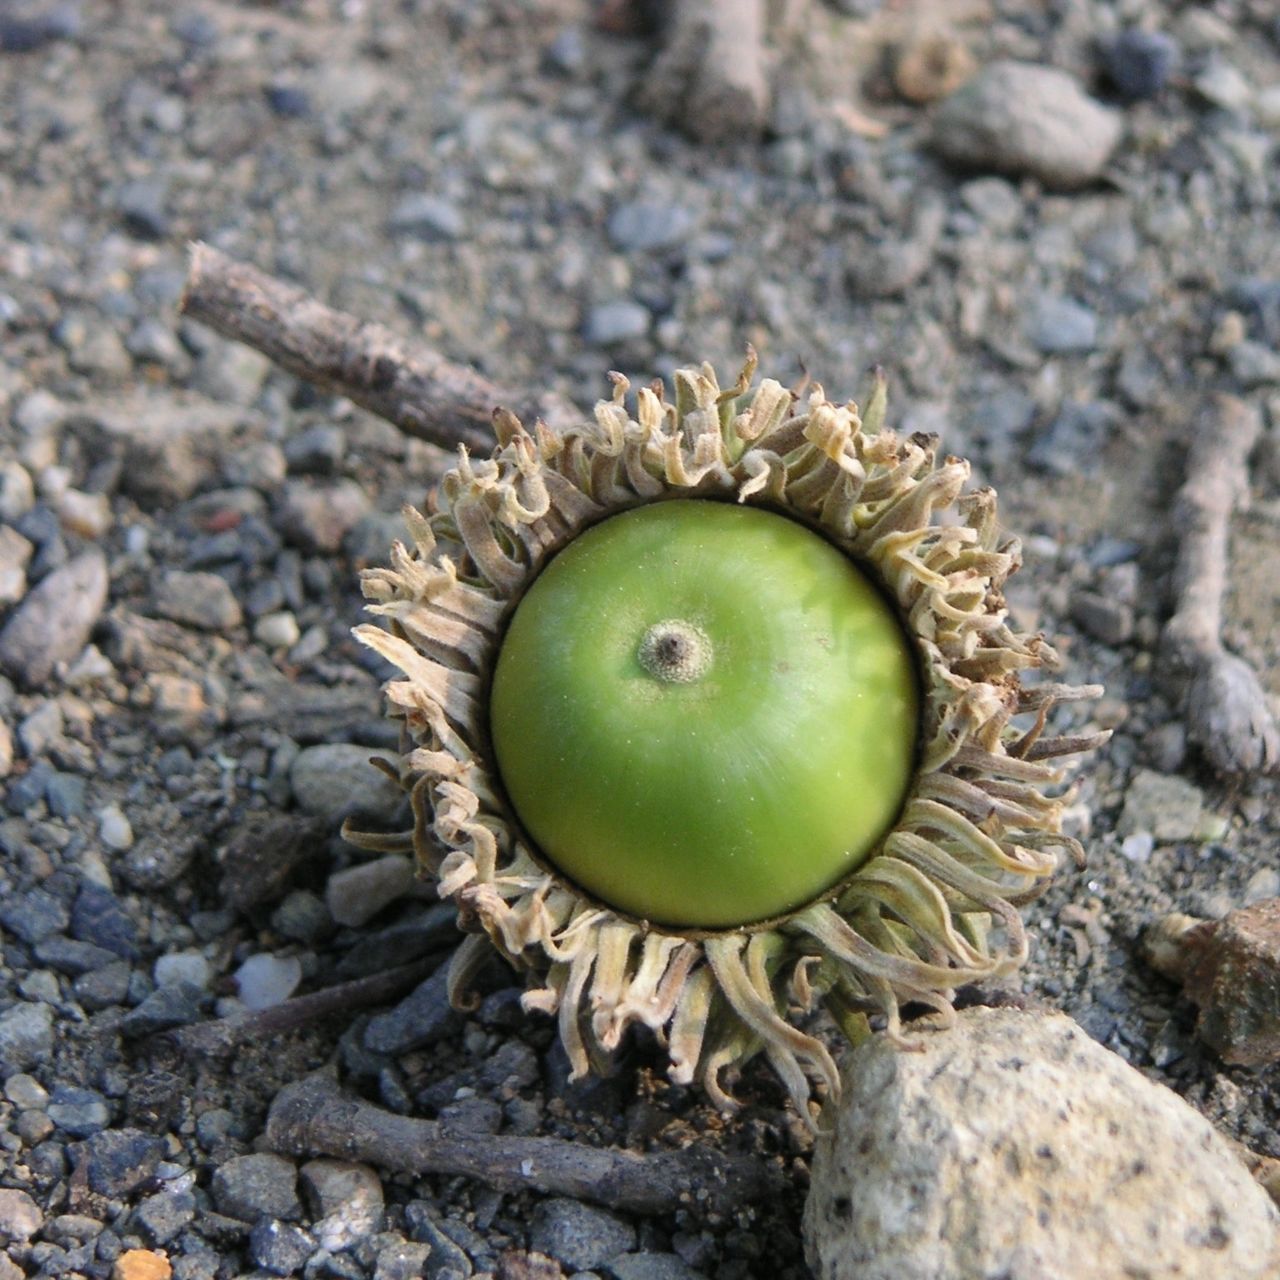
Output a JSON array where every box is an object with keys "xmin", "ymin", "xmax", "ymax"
[{"xmin": 489, "ymin": 500, "xmax": 919, "ymax": 929}]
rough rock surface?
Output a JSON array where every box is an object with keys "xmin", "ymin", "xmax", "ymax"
[
  {"xmin": 804, "ymin": 1008, "xmax": 1280, "ymax": 1280},
  {"xmin": 930, "ymin": 60, "xmax": 1123, "ymax": 188}
]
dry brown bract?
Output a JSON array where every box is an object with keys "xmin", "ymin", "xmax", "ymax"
[{"xmin": 347, "ymin": 352, "xmax": 1108, "ymax": 1122}]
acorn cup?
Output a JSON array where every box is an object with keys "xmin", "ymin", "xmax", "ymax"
[{"xmin": 346, "ymin": 352, "xmax": 1108, "ymax": 1123}]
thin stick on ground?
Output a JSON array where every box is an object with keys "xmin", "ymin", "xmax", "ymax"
[
  {"xmin": 267, "ymin": 1072, "xmax": 789, "ymax": 1218},
  {"xmin": 1161, "ymin": 393, "xmax": 1278, "ymax": 775},
  {"xmin": 158, "ymin": 959, "xmax": 443, "ymax": 1057},
  {"xmin": 179, "ymin": 243, "xmax": 580, "ymax": 453}
]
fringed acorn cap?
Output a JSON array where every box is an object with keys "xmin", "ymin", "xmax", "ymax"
[{"xmin": 347, "ymin": 352, "xmax": 1108, "ymax": 1122}]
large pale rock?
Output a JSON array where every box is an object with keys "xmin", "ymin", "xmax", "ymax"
[
  {"xmin": 804, "ymin": 1007, "xmax": 1280, "ymax": 1280},
  {"xmin": 930, "ymin": 61, "xmax": 1122, "ymax": 188}
]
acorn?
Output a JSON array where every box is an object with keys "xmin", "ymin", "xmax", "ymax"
[{"xmin": 349, "ymin": 353, "xmax": 1106, "ymax": 1120}]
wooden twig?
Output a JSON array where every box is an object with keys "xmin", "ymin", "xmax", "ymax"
[
  {"xmin": 266, "ymin": 1072, "xmax": 788, "ymax": 1218},
  {"xmin": 159, "ymin": 958, "xmax": 442, "ymax": 1057},
  {"xmin": 636, "ymin": 0, "xmax": 771, "ymax": 144},
  {"xmin": 1161, "ymin": 393, "xmax": 1278, "ymax": 775},
  {"xmin": 179, "ymin": 243, "xmax": 580, "ymax": 452}
]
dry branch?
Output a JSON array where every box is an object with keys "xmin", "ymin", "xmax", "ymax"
[
  {"xmin": 179, "ymin": 243, "xmax": 580, "ymax": 452},
  {"xmin": 267, "ymin": 1072, "xmax": 788, "ymax": 1218},
  {"xmin": 1161, "ymin": 393, "xmax": 1278, "ymax": 775},
  {"xmin": 158, "ymin": 959, "xmax": 442, "ymax": 1057},
  {"xmin": 636, "ymin": 0, "xmax": 771, "ymax": 143}
]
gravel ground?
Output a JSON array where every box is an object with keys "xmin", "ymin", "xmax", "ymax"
[{"xmin": 1, "ymin": 1, "xmax": 1279, "ymax": 1277}]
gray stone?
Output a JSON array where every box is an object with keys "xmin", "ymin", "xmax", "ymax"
[
  {"xmin": 234, "ymin": 952, "xmax": 303, "ymax": 1010},
  {"xmin": 272, "ymin": 889, "xmax": 333, "ymax": 944},
  {"xmin": 930, "ymin": 61, "xmax": 1122, "ymax": 189},
  {"xmin": 192, "ymin": 339, "xmax": 272, "ymax": 407},
  {"xmin": 1069, "ymin": 590, "xmax": 1134, "ymax": 646},
  {"xmin": 1026, "ymin": 402, "xmax": 1117, "ymax": 476},
  {"xmin": 47, "ymin": 1085, "xmax": 111, "ymax": 1137},
  {"xmin": 4, "ymin": 1073, "xmax": 49, "ymax": 1109},
  {"xmin": 957, "ymin": 177, "xmax": 1022, "ymax": 232},
  {"xmin": 17, "ymin": 699, "xmax": 62, "ymax": 757},
  {"xmin": 33, "ymin": 935, "xmax": 119, "ymax": 976},
  {"xmin": 212, "ymin": 1152, "xmax": 303, "ymax": 1223},
  {"xmin": 0, "ymin": 525, "xmax": 32, "ymax": 607},
  {"xmin": 604, "ymin": 1256, "xmax": 705, "ymax": 1280},
  {"xmin": 374, "ymin": 1238, "xmax": 432, "ymax": 1280},
  {"xmin": 153, "ymin": 569, "xmax": 243, "ymax": 632},
  {"xmin": 1193, "ymin": 58, "xmax": 1253, "ymax": 114},
  {"xmin": 98, "ymin": 803, "xmax": 134, "ymax": 852},
  {"xmin": 126, "ymin": 317, "xmax": 191, "ymax": 372},
  {"xmin": 249, "ymin": 1218, "xmax": 316, "ymax": 1275},
  {"xmin": 291, "ymin": 743, "xmax": 403, "ymax": 826},
  {"xmin": 133, "ymin": 1184, "xmax": 197, "ymax": 1245},
  {"xmin": 0, "ymin": 549, "xmax": 109, "ymax": 688},
  {"xmin": 363, "ymin": 964, "xmax": 460, "ymax": 1056},
  {"xmin": 118, "ymin": 177, "xmax": 171, "ymax": 240},
  {"xmin": 73, "ymin": 959, "xmax": 132, "ymax": 1010},
  {"xmin": 0, "ymin": 1000, "xmax": 54, "ymax": 1073},
  {"xmin": 1227, "ymin": 340, "xmax": 1280, "ymax": 388},
  {"xmin": 804, "ymin": 1008, "xmax": 1280, "ymax": 1280},
  {"xmin": 531, "ymin": 1199, "xmax": 636, "ymax": 1272},
  {"xmin": 544, "ymin": 26, "xmax": 587, "ymax": 76},
  {"xmin": 1025, "ymin": 296, "xmax": 1099, "ymax": 355},
  {"xmin": 1101, "ymin": 30, "xmax": 1179, "ymax": 101},
  {"xmin": 964, "ymin": 387, "xmax": 1036, "ymax": 449},
  {"xmin": 0, "ymin": 1188, "xmax": 41, "ymax": 1244},
  {"xmin": 72, "ymin": 1128, "xmax": 165, "ymax": 1197},
  {"xmin": 254, "ymin": 610, "xmax": 301, "ymax": 649},
  {"xmin": 1117, "ymin": 768, "xmax": 1217, "ymax": 843},
  {"xmin": 607, "ymin": 201, "xmax": 699, "ymax": 252},
  {"xmin": 71, "ymin": 884, "xmax": 139, "ymax": 958},
  {"xmin": 278, "ymin": 478, "xmax": 371, "ymax": 552},
  {"xmin": 389, "ymin": 194, "xmax": 466, "ymax": 240},
  {"xmin": 300, "ymin": 1159, "xmax": 384, "ymax": 1251},
  {"xmin": 584, "ymin": 301, "xmax": 650, "ymax": 346},
  {"xmin": 45, "ymin": 769, "xmax": 87, "ymax": 819},
  {"xmin": 0, "ymin": 460, "xmax": 35, "ymax": 523},
  {"xmin": 284, "ymin": 423, "xmax": 346, "ymax": 474},
  {"xmin": 0, "ymin": 887, "xmax": 69, "ymax": 945},
  {"xmin": 403, "ymin": 1202, "xmax": 473, "ymax": 1277},
  {"xmin": 119, "ymin": 982, "xmax": 206, "ymax": 1037},
  {"xmin": 153, "ymin": 951, "xmax": 211, "ymax": 990}
]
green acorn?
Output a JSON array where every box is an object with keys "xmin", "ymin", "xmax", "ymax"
[{"xmin": 350, "ymin": 353, "xmax": 1106, "ymax": 1120}]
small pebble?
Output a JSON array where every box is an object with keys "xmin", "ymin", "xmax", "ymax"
[
  {"xmin": 0, "ymin": 549, "xmax": 109, "ymax": 688},
  {"xmin": 1025, "ymin": 295, "xmax": 1099, "ymax": 355},
  {"xmin": 583, "ymin": 300, "xmax": 650, "ymax": 346},
  {"xmin": 4, "ymin": 1073, "xmax": 49, "ymax": 1109},
  {"xmin": 254, "ymin": 610, "xmax": 301, "ymax": 649},
  {"xmin": 290, "ymin": 743, "xmax": 404, "ymax": 825},
  {"xmin": 301, "ymin": 1159, "xmax": 384, "ymax": 1252},
  {"xmin": 234, "ymin": 952, "xmax": 303, "ymax": 1010},
  {"xmin": 607, "ymin": 201, "xmax": 699, "ymax": 253},
  {"xmin": 98, "ymin": 803, "xmax": 134, "ymax": 852},
  {"xmin": 531, "ymin": 1199, "xmax": 636, "ymax": 1273},
  {"xmin": 1100, "ymin": 30, "xmax": 1179, "ymax": 101},
  {"xmin": 0, "ymin": 460, "xmax": 36, "ymax": 523},
  {"xmin": 0, "ymin": 1188, "xmax": 42, "ymax": 1244},
  {"xmin": 1120, "ymin": 832, "xmax": 1155, "ymax": 864},
  {"xmin": 211, "ymin": 1152, "xmax": 303, "ymax": 1223},
  {"xmin": 388, "ymin": 194, "xmax": 466, "ymax": 241},
  {"xmin": 0, "ymin": 1001, "xmax": 55, "ymax": 1073},
  {"xmin": 153, "ymin": 951, "xmax": 211, "ymax": 990},
  {"xmin": 930, "ymin": 60, "xmax": 1122, "ymax": 188},
  {"xmin": 152, "ymin": 569, "xmax": 243, "ymax": 632}
]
